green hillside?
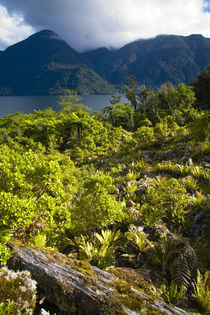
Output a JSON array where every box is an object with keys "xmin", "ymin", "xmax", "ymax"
[{"xmin": 0, "ymin": 72, "xmax": 209, "ymax": 313}]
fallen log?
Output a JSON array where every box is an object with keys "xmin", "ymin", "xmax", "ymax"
[{"xmin": 8, "ymin": 243, "xmax": 190, "ymax": 315}]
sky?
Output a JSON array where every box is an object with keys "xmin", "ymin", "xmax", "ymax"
[{"xmin": 0, "ymin": 0, "xmax": 209, "ymax": 52}]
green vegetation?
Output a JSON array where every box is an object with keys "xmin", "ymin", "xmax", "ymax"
[
  {"xmin": 0, "ymin": 73, "xmax": 209, "ymax": 314},
  {"xmin": 193, "ymin": 270, "xmax": 210, "ymax": 314},
  {"xmin": 191, "ymin": 65, "xmax": 210, "ymax": 110},
  {"xmin": 160, "ymin": 281, "xmax": 185, "ymax": 305}
]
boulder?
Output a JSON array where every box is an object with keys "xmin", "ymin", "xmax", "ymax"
[
  {"xmin": 8, "ymin": 243, "xmax": 190, "ymax": 314},
  {"xmin": 0, "ymin": 266, "xmax": 37, "ymax": 314}
]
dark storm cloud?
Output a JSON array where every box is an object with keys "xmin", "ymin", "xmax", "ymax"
[
  {"xmin": 0, "ymin": 0, "xmax": 124, "ymax": 51},
  {"xmin": 0, "ymin": 0, "xmax": 209, "ymax": 51}
]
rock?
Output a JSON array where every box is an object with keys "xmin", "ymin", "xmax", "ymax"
[
  {"xmin": 194, "ymin": 211, "xmax": 204, "ymax": 223},
  {"xmin": 0, "ymin": 266, "xmax": 37, "ymax": 314},
  {"xmin": 8, "ymin": 243, "xmax": 191, "ymax": 314}
]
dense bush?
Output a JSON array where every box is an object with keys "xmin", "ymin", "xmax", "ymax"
[{"xmin": 0, "ymin": 81, "xmax": 209, "ymax": 314}]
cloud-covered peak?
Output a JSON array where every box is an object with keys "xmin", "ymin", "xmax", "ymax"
[
  {"xmin": 0, "ymin": 0, "xmax": 209, "ymax": 51},
  {"xmin": 29, "ymin": 29, "xmax": 63, "ymax": 41}
]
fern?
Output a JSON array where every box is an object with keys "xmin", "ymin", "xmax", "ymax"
[
  {"xmin": 152, "ymin": 233, "xmax": 197, "ymax": 291},
  {"xmin": 170, "ymin": 244, "xmax": 197, "ymax": 290},
  {"xmin": 170, "ymin": 258, "xmax": 192, "ymax": 290}
]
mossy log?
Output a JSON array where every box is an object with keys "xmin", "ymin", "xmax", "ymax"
[{"xmin": 8, "ymin": 243, "xmax": 190, "ymax": 314}]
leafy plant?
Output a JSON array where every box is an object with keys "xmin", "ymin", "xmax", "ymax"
[
  {"xmin": 125, "ymin": 231, "xmax": 152, "ymax": 254},
  {"xmin": 79, "ymin": 229, "xmax": 121, "ymax": 269},
  {"xmin": 33, "ymin": 232, "xmax": 47, "ymax": 248},
  {"xmin": 160, "ymin": 281, "xmax": 184, "ymax": 305},
  {"xmin": 0, "ymin": 301, "xmax": 15, "ymax": 314},
  {"xmin": 95, "ymin": 228, "xmax": 122, "ymax": 247},
  {"xmin": 146, "ymin": 177, "xmax": 191, "ymax": 229},
  {"xmin": 125, "ymin": 170, "xmax": 138, "ymax": 181},
  {"xmin": 152, "ymin": 233, "xmax": 176, "ymax": 273},
  {"xmin": 135, "ymin": 159, "xmax": 149, "ymax": 177},
  {"xmin": 141, "ymin": 202, "xmax": 163, "ymax": 226},
  {"xmin": 0, "ymin": 244, "xmax": 12, "ymax": 266},
  {"xmin": 193, "ymin": 269, "xmax": 210, "ymax": 314},
  {"xmin": 123, "ymin": 181, "xmax": 138, "ymax": 201},
  {"xmin": 191, "ymin": 191, "xmax": 206, "ymax": 208},
  {"xmin": 182, "ymin": 176, "xmax": 198, "ymax": 193},
  {"xmin": 58, "ymin": 89, "xmax": 90, "ymax": 113},
  {"xmin": 72, "ymin": 172, "xmax": 125, "ymax": 233}
]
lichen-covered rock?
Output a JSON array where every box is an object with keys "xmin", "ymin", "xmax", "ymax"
[
  {"xmin": 0, "ymin": 266, "xmax": 37, "ymax": 314},
  {"xmin": 8, "ymin": 243, "xmax": 190, "ymax": 314}
]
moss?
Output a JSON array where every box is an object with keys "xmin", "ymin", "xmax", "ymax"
[
  {"xmin": 110, "ymin": 278, "xmax": 144, "ymax": 309},
  {"xmin": 108, "ymin": 278, "xmax": 166, "ymax": 314},
  {"xmin": 9, "ymin": 244, "xmax": 169, "ymax": 314},
  {"xmin": 106, "ymin": 268, "xmax": 167, "ymax": 314},
  {"xmin": 108, "ymin": 267, "xmax": 159, "ymax": 298},
  {"xmin": 0, "ymin": 267, "xmax": 36, "ymax": 314}
]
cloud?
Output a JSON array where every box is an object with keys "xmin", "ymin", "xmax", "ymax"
[
  {"xmin": 0, "ymin": 0, "xmax": 209, "ymax": 51},
  {"xmin": 0, "ymin": 5, "xmax": 34, "ymax": 50}
]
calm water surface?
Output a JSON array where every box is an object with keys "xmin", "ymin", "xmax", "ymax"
[{"xmin": 0, "ymin": 95, "xmax": 128, "ymax": 117}]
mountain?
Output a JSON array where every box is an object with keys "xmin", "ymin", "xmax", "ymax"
[
  {"xmin": 0, "ymin": 30, "xmax": 115, "ymax": 95},
  {"xmin": 0, "ymin": 30, "xmax": 209, "ymax": 95},
  {"xmin": 83, "ymin": 34, "xmax": 210, "ymax": 89}
]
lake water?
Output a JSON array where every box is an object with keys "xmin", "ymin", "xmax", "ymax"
[{"xmin": 0, "ymin": 94, "xmax": 128, "ymax": 117}]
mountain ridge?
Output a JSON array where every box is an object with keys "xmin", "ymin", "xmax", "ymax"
[
  {"xmin": 0, "ymin": 30, "xmax": 209, "ymax": 95},
  {"xmin": 0, "ymin": 30, "xmax": 115, "ymax": 95},
  {"xmin": 82, "ymin": 33, "xmax": 210, "ymax": 88}
]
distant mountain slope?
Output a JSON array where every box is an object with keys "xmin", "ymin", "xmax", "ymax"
[
  {"xmin": 83, "ymin": 34, "xmax": 210, "ymax": 88},
  {"xmin": 0, "ymin": 31, "xmax": 209, "ymax": 95},
  {"xmin": 0, "ymin": 30, "xmax": 115, "ymax": 95}
]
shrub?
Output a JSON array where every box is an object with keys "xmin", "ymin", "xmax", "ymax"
[
  {"xmin": 133, "ymin": 126, "xmax": 155, "ymax": 148},
  {"xmin": 72, "ymin": 172, "xmax": 125, "ymax": 233},
  {"xmin": 144, "ymin": 177, "xmax": 191, "ymax": 229}
]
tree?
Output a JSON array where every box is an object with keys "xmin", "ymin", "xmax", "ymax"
[
  {"xmin": 191, "ymin": 65, "xmax": 210, "ymax": 110},
  {"xmin": 103, "ymin": 103, "xmax": 134, "ymax": 130},
  {"xmin": 157, "ymin": 83, "xmax": 196, "ymax": 124},
  {"xmin": 109, "ymin": 95, "xmax": 122, "ymax": 105},
  {"xmin": 124, "ymin": 77, "xmax": 159, "ymax": 125},
  {"xmin": 58, "ymin": 90, "xmax": 90, "ymax": 113},
  {"xmin": 124, "ymin": 76, "xmax": 138, "ymax": 110}
]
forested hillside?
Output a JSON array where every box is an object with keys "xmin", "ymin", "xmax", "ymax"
[
  {"xmin": 0, "ymin": 30, "xmax": 209, "ymax": 95},
  {"xmin": 0, "ymin": 68, "xmax": 209, "ymax": 314},
  {"xmin": 0, "ymin": 30, "xmax": 115, "ymax": 95},
  {"xmin": 83, "ymin": 34, "xmax": 210, "ymax": 88}
]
